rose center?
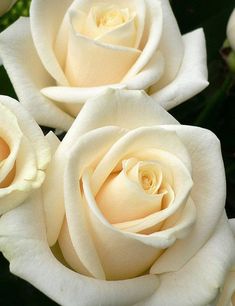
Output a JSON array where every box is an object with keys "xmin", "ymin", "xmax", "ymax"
[
  {"xmin": 96, "ymin": 158, "xmax": 175, "ymax": 225},
  {"xmin": 97, "ymin": 8, "xmax": 128, "ymax": 28}
]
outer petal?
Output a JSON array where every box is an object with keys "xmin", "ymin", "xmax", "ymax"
[
  {"xmin": 151, "ymin": 0, "xmax": 184, "ymax": 88},
  {"xmin": 135, "ymin": 215, "xmax": 235, "ymax": 306},
  {"xmin": 30, "ymin": 0, "xmax": 72, "ymax": 85},
  {"xmin": 0, "ymin": 191, "xmax": 159, "ymax": 306},
  {"xmin": 150, "ymin": 29, "xmax": 209, "ymax": 110},
  {"xmin": 151, "ymin": 126, "xmax": 226, "ymax": 274},
  {"xmin": 0, "ymin": 17, "xmax": 74, "ymax": 130}
]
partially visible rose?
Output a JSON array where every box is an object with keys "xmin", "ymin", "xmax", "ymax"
[
  {"xmin": 227, "ymin": 9, "xmax": 235, "ymax": 51},
  {"xmin": 0, "ymin": 89, "xmax": 234, "ymax": 306},
  {"xmin": 216, "ymin": 219, "xmax": 235, "ymax": 306},
  {"xmin": 0, "ymin": 0, "xmax": 208, "ymax": 130},
  {"xmin": 0, "ymin": 0, "xmax": 17, "ymax": 16},
  {"xmin": 0, "ymin": 95, "xmax": 50, "ymax": 213}
]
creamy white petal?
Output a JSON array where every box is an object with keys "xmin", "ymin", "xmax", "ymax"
[
  {"xmin": 122, "ymin": 0, "xmax": 163, "ymax": 81},
  {"xmin": 151, "ymin": 0, "xmax": 184, "ymax": 89},
  {"xmin": 124, "ymin": 51, "xmax": 165, "ymax": 90},
  {"xmin": 91, "ymin": 127, "xmax": 191, "ymax": 195},
  {"xmin": 30, "ymin": 0, "xmax": 71, "ymax": 85},
  {"xmin": 62, "ymin": 127, "xmax": 127, "ymax": 278},
  {"xmin": 61, "ymin": 89, "xmax": 178, "ymax": 139},
  {"xmin": 151, "ymin": 29, "xmax": 208, "ymax": 109},
  {"xmin": 43, "ymin": 126, "xmax": 126, "ymax": 246},
  {"xmin": 151, "ymin": 125, "xmax": 226, "ymax": 274},
  {"xmin": 45, "ymin": 132, "xmax": 60, "ymax": 155},
  {"xmin": 135, "ymin": 215, "xmax": 235, "ymax": 306},
  {"xmin": 83, "ymin": 171, "xmax": 196, "ymax": 280},
  {"xmin": 42, "ymin": 51, "xmax": 165, "ymax": 107},
  {"xmin": 0, "ymin": 18, "xmax": 74, "ymax": 130},
  {"xmin": 0, "ymin": 191, "xmax": 159, "ymax": 306},
  {"xmin": 65, "ymin": 19, "xmax": 141, "ymax": 86},
  {"xmin": 83, "ymin": 173, "xmax": 163, "ymax": 279},
  {"xmin": 41, "ymin": 84, "xmax": 126, "ymax": 117}
]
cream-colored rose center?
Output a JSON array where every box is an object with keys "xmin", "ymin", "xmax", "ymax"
[
  {"xmin": 81, "ymin": 5, "xmax": 133, "ymax": 40},
  {"xmin": 97, "ymin": 9, "xmax": 128, "ymax": 28},
  {"xmin": 96, "ymin": 158, "xmax": 174, "ymax": 225},
  {"xmin": 0, "ymin": 137, "xmax": 15, "ymax": 188}
]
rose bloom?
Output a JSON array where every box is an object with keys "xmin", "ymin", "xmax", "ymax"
[
  {"xmin": 0, "ymin": 0, "xmax": 17, "ymax": 16},
  {"xmin": 0, "ymin": 95, "xmax": 50, "ymax": 214},
  {"xmin": 0, "ymin": 0, "xmax": 208, "ymax": 130},
  {"xmin": 227, "ymin": 9, "xmax": 235, "ymax": 51},
  {"xmin": 0, "ymin": 89, "xmax": 234, "ymax": 306}
]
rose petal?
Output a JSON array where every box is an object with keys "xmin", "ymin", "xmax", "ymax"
[
  {"xmin": 124, "ymin": 51, "xmax": 165, "ymax": 90},
  {"xmin": 122, "ymin": 0, "xmax": 163, "ymax": 81},
  {"xmin": 150, "ymin": 125, "xmax": 226, "ymax": 274},
  {"xmin": 43, "ymin": 126, "xmax": 126, "ymax": 247},
  {"xmin": 0, "ymin": 191, "xmax": 159, "ymax": 306},
  {"xmin": 61, "ymin": 89, "xmax": 178, "ymax": 137},
  {"xmin": 0, "ymin": 18, "xmax": 74, "ymax": 130},
  {"xmin": 41, "ymin": 50, "xmax": 165, "ymax": 108},
  {"xmin": 91, "ymin": 127, "xmax": 192, "ymax": 195},
  {"xmin": 135, "ymin": 215, "xmax": 235, "ymax": 306},
  {"xmin": 150, "ymin": 28, "xmax": 209, "ymax": 109},
  {"xmin": 30, "ymin": 0, "xmax": 71, "ymax": 85},
  {"xmin": 65, "ymin": 15, "xmax": 141, "ymax": 86},
  {"xmin": 151, "ymin": 0, "xmax": 184, "ymax": 88},
  {"xmin": 61, "ymin": 127, "xmax": 127, "ymax": 279}
]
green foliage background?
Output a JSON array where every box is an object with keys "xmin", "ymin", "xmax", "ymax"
[{"xmin": 0, "ymin": 0, "xmax": 234, "ymax": 305}]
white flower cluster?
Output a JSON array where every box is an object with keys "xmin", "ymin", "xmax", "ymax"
[{"xmin": 0, "ymin": 1, "xmax": 234, "ymax": 306}]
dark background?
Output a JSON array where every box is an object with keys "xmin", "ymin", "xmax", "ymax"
[{"xmin": 0, "ymin": 0, "xmax": 234, "ymax": 305}]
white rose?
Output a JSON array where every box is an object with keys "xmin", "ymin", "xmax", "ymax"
[
  {"xmin": 227, "ymin": 9, "xmax": 235, "ymax": 51},
  {"xmin": 0, "ymin": 95, "xmax": 50, "ymax": 214},
  {"xmin": 216, "ymin": 219, "xmax": 235, "ymax": 306},
  {"xmin": 0, "ymin": 0, "xmax": 208, "ymax": 130},
  {"xmin": 0, "ymin": 89, "xmax": 234, "ymax": 306},
  {"xmin": 0, "ymin": 0, "xmax": 17, "ymax": 16}
]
